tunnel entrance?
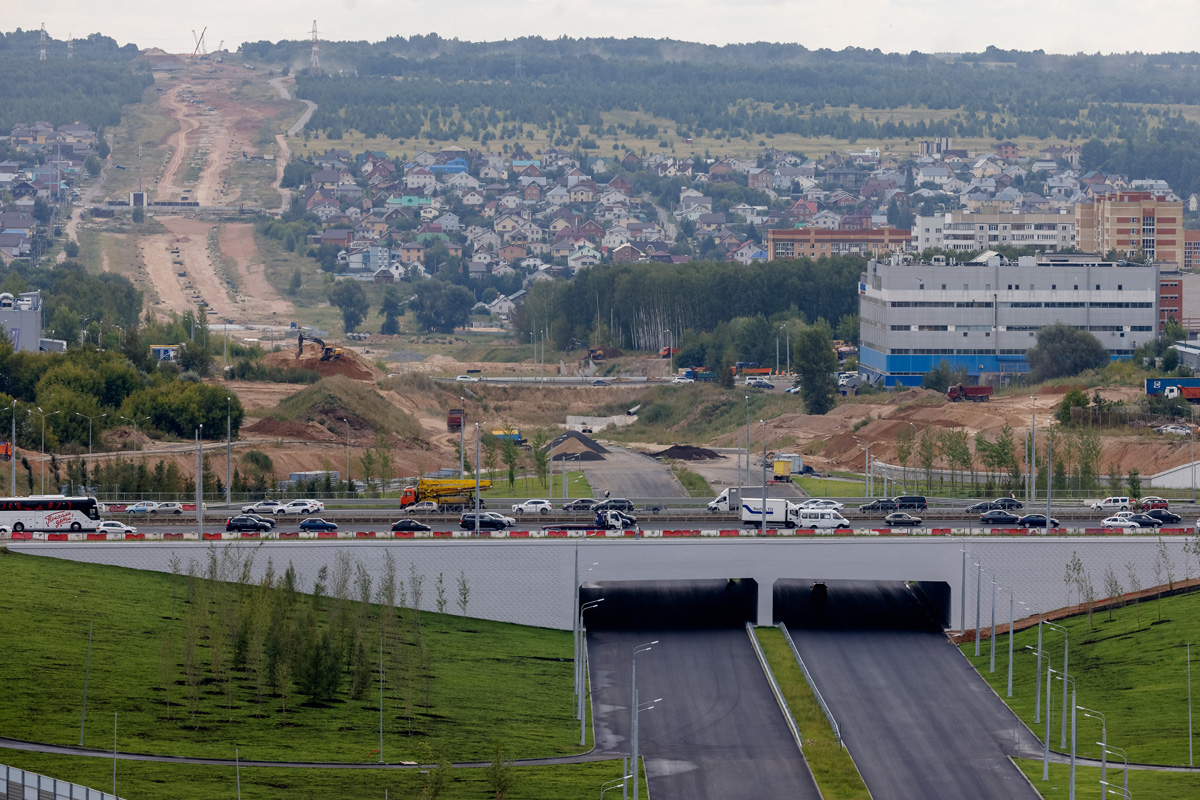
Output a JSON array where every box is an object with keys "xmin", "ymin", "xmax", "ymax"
[
  {"xmin": 581, "ymin": 579, "xmax": 758, "ymax": 630},
  {"xmin": 774, "ymin": 579, "xmax": 951, "ymax": 631}
]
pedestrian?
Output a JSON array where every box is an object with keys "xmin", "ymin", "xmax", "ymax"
[{"xmin": 604, "ymin": 489, "xmax": 610, "ymax": 499}]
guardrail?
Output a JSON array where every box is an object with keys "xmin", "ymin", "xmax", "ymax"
[
  {"xmin": 746, "ymin": 622, "xmax": 804, "ymax": 751},
  {"xmin": 779, "ymin": 622, "xmax": 841, "ymax": 748}
]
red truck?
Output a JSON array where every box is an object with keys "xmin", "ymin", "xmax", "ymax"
[
  {"xmin": 946, "ymin": 385, "xmax": 992, "ymax": 402},
  {"xmin": 446, "ymin": 409, "xmax": 464, "ymax": 432}
]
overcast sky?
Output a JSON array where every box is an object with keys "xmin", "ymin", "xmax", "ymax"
[{"xmin": 12, "ymin": 0, "xmax": 1200, "ymax": 56}]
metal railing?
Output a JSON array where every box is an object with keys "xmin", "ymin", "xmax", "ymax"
[
  {"xmin": 780, "ymin": 622, "xmax": 842, "ymax": 747},
  {"xmin": 1, "ymin": 763, "xmax": 123, "ymax": 800}
]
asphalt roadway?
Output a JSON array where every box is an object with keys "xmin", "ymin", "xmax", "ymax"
[
  {"xmin": 586, "ymin": 582, "xmax": 822, "ymax": 800},
  {"xmin": 777, "ymin": 580, "xmax": 1044, "ymax": 800},
  {"xmin": 577, "ymin": 444, "xmax": 690, "ymax": 499}
]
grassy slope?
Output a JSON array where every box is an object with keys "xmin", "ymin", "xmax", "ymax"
[
  {"xmin": 0, "ymin": 549, "xmax": 580, "ymax": 763},
  {"xmin": 961, "ymin": 587, "xmax": 1200, "ymax": 768},
  {"xmin": 755, "ymin": 628, "xmax": 870, "ymax": 799},
  {"xmin": 1017, "ymin": 759, "xmax": 1199, "ymax": 799},
  {"xmin": 599, "ymin": 384, "xmax": 800, "ymax": 446},
  {"xmin": 270, "ymin": 376, "xmax": 421, "ymax": 439}
]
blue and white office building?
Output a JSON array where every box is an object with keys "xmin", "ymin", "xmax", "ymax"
[{"xmin": 859, "ymin": 252, "xmax": 1159, "ymax": 387}]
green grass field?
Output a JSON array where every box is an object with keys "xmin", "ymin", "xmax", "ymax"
[
  {"xmin": 1017, "ymin": 759, "xmax": 1200, "ymax": 799},
  {"xmin": 756, "ymin": 628, "xmax": 870, "ymax": 799},
  {"xmin": 672, "ymin": 467, "xmax": 713, "ymax": 497},
  {"xmin": 793, "ymin": 476, "xmax": 865, "ymax": 498},
  {"xmin": 962, "ymin": 587, "xmax": 1200, "ymax": 767},
  {"xmin": 0, "ymin": 549, "xmax": 581, "ymax": 764}
]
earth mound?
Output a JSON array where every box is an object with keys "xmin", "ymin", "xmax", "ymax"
[
  {"xmin": 263, "ymin": 342, "xmax": 378, "ymax": 381},
  {"xmin": 652, "ymin": 444, "xmax": 723, "ymax": 460}
]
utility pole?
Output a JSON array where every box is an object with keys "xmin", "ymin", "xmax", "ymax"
[{"xmin": 226, "ymin": 398, "xmax": 232, "ymax": 503}]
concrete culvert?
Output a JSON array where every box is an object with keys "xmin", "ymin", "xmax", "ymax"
[{"xmin": 581, "ymin": 579, "xmax": 758, "ymax": 631}]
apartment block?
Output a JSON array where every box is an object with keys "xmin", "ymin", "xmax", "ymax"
[
  {"xmin": 912, "ymin": 212, "xmax": 1076, "ymax": 253},
  {"xmin": 1160, "ymin": 270, "xmax": 1183, "ymax": 332},
  {"xmin": 858, "ymin": 253, "xmax": 1158, "ymax": 387},
  {"xmin": 767, "ymin": 226, "xmax": 909, "ymax": 260},
  {"xmin": 1075, "ymin": 191, "xmax": 1184, "ymax": 265}
]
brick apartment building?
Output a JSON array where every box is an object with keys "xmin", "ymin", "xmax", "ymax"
[
  {"xmin": 768, "ymin": 226, "xmax": 910, "ymax": 260},
  {"xmin": 1075, "ymin": 191, "xmax": 1184, "ymax": 266}
]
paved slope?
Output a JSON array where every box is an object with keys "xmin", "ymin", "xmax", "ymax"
[{"xmin": 779, "ymin": 580, "xmax": 1042, "ymax": 800}]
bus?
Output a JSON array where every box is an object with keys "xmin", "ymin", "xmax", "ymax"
[{"xmin": 0, "ymin": 496, "xmax": 102, "ymax": 532}]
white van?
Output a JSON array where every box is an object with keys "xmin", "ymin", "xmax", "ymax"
[
  {"xmin": 797, "ymin": 509, "xmax": 852, "ymax": 530},
  {"xmin": 1090, "ymin": 496, "xmax": 1131, "ymax": 511}
]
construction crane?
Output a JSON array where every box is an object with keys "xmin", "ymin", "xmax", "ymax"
[
  {"xmin": 191, "ymin": 27, "xmax": 207, "ymax": 58},
  {"xmin": 297, "ymin": 332, "xmax": 342, "ymax": 362}
]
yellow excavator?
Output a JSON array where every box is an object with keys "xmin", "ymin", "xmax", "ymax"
[{"xmin": 297, "ymin": 332, "xmax": 342, "ymax": 362}]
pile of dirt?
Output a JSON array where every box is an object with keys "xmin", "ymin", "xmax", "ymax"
[
  {"xmin": 244, "ymin": 418, "xmax": 335, "ymax": 440},
  {"xmin": 550, "ymin": 431, "xmax": 609, "ymax": 461},
  {"xmin": 589, "ymin": 345, "xmax": 625, "ymax": 360},
  {"xmin": 652, "ymin": 444, "xmax": 724, "ymax": 461},
  {"xmin": 263, "ymin": 344, "xmax": 379, "ymax": 381}
]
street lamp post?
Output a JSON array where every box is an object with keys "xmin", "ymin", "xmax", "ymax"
[
  {"xmin": 744, "ymin": 396, "xmax": 750, "ymax": 489},
  {"xmin": 225, "ymin": 397, "xmax": 232, "ymax": 503},
  {"xmin": 975, "ymin": 560, "xmax": 983, "ymax": 657},
  {"xmin": 1048, "ymin": 669, "xmax": 1077, "ymax": 799},
  {"xmin": 1099, "ymin": 745, "xmax": 1129, "ymax": 799},
  {"xmin": 1078, "ymin": 706, "xmax": 1106, "ymax": 792},
  {"xmin": 631, "ymin": 641, "xmax": 657, "ymax": 800},
  {"xmin": 342, "ymin": 418, "xmax": 350, "ymax": 497},
  {"xmin": 1026, "ymin": 644, "xmax": 1047, "ymax": 729},
  {"xmin": 601, "ymin": 776, "xmax": 633, "ymax": 800},
  {"xmin": 7, "ymin": 399, "xmax": 15, "ymax": 496},
  {"xmin": 28, "ymin": 407, "xmax": 59, "ymax": 494},
  {"xmin": 1044, "ymin": 620, "xmax": 1070, "ymax": 748},
  {"xmin": 474, "ymin": 423, "xmax": 480, "ymax": 538},
  {"xmin": 761, "ymin": 420, "xmax": 768, "ymax": 536},
  {"xmin": 663, "ymin": 330, "xmax": 673, "ymax": 378},
  {"xmin": 1031, "ymin": 396, "xmax": 1037, "ymax": 503},
  {"xmin": 459, "ymin": 396, "xmax": 465, "ymax": 478},
  {"xmin": 74, "ymin": 412, "xmax": 106, "ymax": 489},
  {"xmin": 579, "ymin": 598, "xmax": 604, "ymax": 745},
  {"xmin": 195, "ymin": 423, "xmax": 203, "ymax": 538}
]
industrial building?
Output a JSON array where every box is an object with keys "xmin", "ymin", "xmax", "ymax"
[
  {"xmin": 858, "ymin": 252, "xmax": 1159, "ymax": 387},
  {"xmin": 0, "ymin": 291, "xmax": 45, "ymax": 353}
]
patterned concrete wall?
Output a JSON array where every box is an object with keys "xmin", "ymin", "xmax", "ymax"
[{"xmin": 10, "ymin": 536, "xmax": 1193, "ymax": 631}]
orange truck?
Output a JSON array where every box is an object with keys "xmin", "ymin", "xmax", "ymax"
[
  {"xmin": 658, "ymin": 347, "xmax": 680, "ymax": 358},
  {"xmin": 0, "ymin": 441, "xmax": 10, "ymax": 461}
]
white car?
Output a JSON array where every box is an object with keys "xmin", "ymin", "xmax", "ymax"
[
  {"xmin": 242, "ymin": 500, "xmax": 287, "ymax": 514},
  {"xmin": 406, "ymin": 501, "xmax": 440, "ymax": 514},
  {"xmin": 125, "ymin": 501, "xmax": 158, "ymax": 514},
  {"xmin": 155, "ymin": 502, "xmax": 184, "ymax": 515},
  {"xmin": 802, "ymin": 499, "xmax": 844, "ymax": 511},
  {"xmin": 455, "ymin": 375, "xmax": 480, "ymax": 383},
  {"xmin": 1089, "ymin": 496, "xmax": 1131, "ymax": 511},
  {"xmin": 96, "ymin": 520, "xmax": 138, "ymax": 535},
  {"xmin": 1101, "ymin": 516, "xmax": 1140, "ymax": 530},
  {"xmin": 671, "ymin": 376, "xmax": 695, "ymax": 384},
  {"xmin": 1156, "ymin": 424, "xmax": 1190, "ymax": 435},
  {"xmin": 512, "ymin": 499, "xmax": 553, "ymax": 515},
  {"xmin": 283, "ymin": 499, "xmax": 323, "ymax": 514}
]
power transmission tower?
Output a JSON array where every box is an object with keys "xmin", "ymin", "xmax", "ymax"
[
  {"xmin": 514, "ymin": 43, "xmax": 524, "ymax": 81},
  {"xmin": 309, "ymin": 21, "xmax": 321, "ymax": 75},
  {"xmin": 67, "ymin": 33, "xmax": 73, "ymax": 59},
  {"xmin": 39, "ymin": 23, "xmax": 47, "ymax": 61}
]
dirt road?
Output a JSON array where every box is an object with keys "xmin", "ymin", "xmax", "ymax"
[
  {"xmin": 218, "ymin": 223, "xmax": 293, "ymax": 317},
  {"xmin": 269, "ymin": 76, "xmax": 317, "ymax": 210}
]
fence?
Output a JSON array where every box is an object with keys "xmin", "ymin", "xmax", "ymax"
[{"xmin": 1, "ymin": 763, "xmax": 124, "ymax": 800}]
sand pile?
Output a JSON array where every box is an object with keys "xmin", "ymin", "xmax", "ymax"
[{"xmin": 652, "ymin": 444, "xmax": 723, "ymax": 460}]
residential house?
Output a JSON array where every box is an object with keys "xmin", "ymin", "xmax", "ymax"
[{"xmin": 567, "ymin": 245, "xmax": 602, "ymax": 271}]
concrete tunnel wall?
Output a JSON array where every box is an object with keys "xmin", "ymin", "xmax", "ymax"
[
  {"xmin": 13, "ymin": 536, "xmax": 1192, "ymax": 632},
  {"xmin": 580, "ymin": 579, "xmax": 758, "ymax": 629}
]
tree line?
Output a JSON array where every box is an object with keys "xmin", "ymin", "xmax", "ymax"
[{"xmin": 0, "ymin": 56, "xmax": 152, "ymax": 132}]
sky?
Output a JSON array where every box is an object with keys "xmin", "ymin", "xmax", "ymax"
[{"xmin": 11, "ymin": 0, "xmax": 1200, "ymax": 56}]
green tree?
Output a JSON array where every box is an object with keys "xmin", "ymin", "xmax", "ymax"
[
  {"xmin": 409, "ymin": 279, "xmax": 474, "ymax": 333},
  {"xmin": 895, "ymin": 423, "xmax": 916, "ymax": 489},
  {"xmin": 1026, "ymin": 323, "xmax": 1109, "ymax": 382},
  {"xmin": 922, "ymin": 360, "xmax": 967, "ymax": 393},
  {"xmin": 500, "ymin": 438, "xmax": 520, "ymax": 489},
  {"xmin": 329, "ymin": 280, "xmax": 369, "ymax": 332},
  {"xmin": 485, "ymin": 740, "xmax": 516, "ymax": 799},
  {"xmin": 287, "ymin": 267, "xmax": 302, "ymax": 295},
  {"xmin": 1056, "ymin": 388, "xmax": 1090, "ymax": 425},
  {"xmin": 794, "ymin": 321, "xmax": 837, "ymax": 415},
  {"xmin": 917, "ymin": 426, "xmax": 939, "ymax": 492},
  {"xmin": 1126, "ymin": 469, "xmax": 1142, "ymax": 501},
  {"xmin": 530, "ymin": 428, "xmax": 550, "ymax": 488},
  {"xmin": 131, "ymin": 205, "xmax": 145, "ymax": 224},
  {"xmin": 380, "ymin": 285, "xmax": 404, "ymax": 335}
]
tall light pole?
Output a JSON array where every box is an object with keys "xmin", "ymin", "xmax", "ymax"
[
  {"xmin": 1048, "ymin": 669, "xmax": 1076, "ymax": 799},
  {"xmin": 663, "ymin": 329, "xmax": 672, "ymax": 378},
  {"xmin": 74, "ymin": 412, "xmax": 106, "ymax": 488},
  {"xmin": 473, "ymin": 423, "xmax": 480, "ymax": 538},
  {"xmin": 225, "ymin": 397, "xmax": 232, "ymax": 503},
  {"xmin": 975, "ymin": 560, "xmax": 983, "ymax": 657},
  {"xmin": 760, "ymin": 420, "xmax": 767, "ymax": 536},
  {"xmin": 1079, "ymin": 706, "xmax": 1106, "ymax": 790},
  {"xmin": 1044, "ymin": 620, "xmax": 1070, "ymax": 748},
  {"xmin": 744, "ymin": 395, "xmax": 750, "ymax": 489},
  {"xmin": 342, "ymin": 418, "xmax": 350, "ymax": 497},
  {"xmin": 8, "ymin": 398, "xmax": 17, "ymax": 496},
  {"xmin": 631, "ymin": 641, "xmax": 657, "ymax": 800},
  {"xmin": 195, "ymin": 423, "xmax": 203, "ymax": 537},
  {"xmin": 118, "ymin": 415, "xmax": 149, "ymax": 469},
  {"xmin": 579, "ymin": 598, "xmax": 604, "ymax": 745},
  {"xmin": 1099, "ymin": 745, "xmax": 1129, "ymax": 799},
  {"xmin": 459, "ymin": 396, "xmax": 466, "ymax": 478},
  {"xmin": 1031, "ymin": 396, "xmax": 1037, "ymax": 503},
  {"xmin": 28, "ymin": 407, "xmax": 59, "ymax": 494}
]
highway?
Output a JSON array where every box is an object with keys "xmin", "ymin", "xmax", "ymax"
[
  {"xmin": 587, "ymin": 581, "xmax": 821, "ymax": 799},
  {"xmin": 777, "ymin": 580, "xmax": 1043, "ymax": 799}
]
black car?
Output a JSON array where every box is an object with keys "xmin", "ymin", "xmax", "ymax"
[
  {"xmin": 593, "ymin": 498, "xmax": 635, "ymax": 513},
  {"xmin": 885, "ymin": 512, "xmax": 923, "ymax": 526},
  {"xmin": 392, "ymin": 519, "xmax": 432, "ymax": 532},
  {"xmin": 563, "ymin": 498, "xmax": 599, "ymax": 512},
  {"xmin": 460, "ymin": 512, "xmax": 510, "ymax": 531},
  {"xmin": 226, "ymin": 515, "xmax": 271, "ymax": 532},
  {"xmin": 243, "ymin": 513, "xmax": 276, "ymax": 529},
  {"xmin": 1147, "ymin": 509, "xmax": 1183, "ymax": 525},
  {"xmin": 1126, "ymin": 513, "xmax": 1162, "ymax": 528},
  {"xmin": 967, "ymin": 498, "xmax": 1025, "ymax": 513},
  {"xmin": 980, "ymin": 510, "xmax": 1022, "ymax": 526},
  {"xmin": 299, "ymin": 518, "xmax": 337, "ymax": 532},
  {"xmin": 894, "ymin": 495, "xmax": 928, "ymax": 511},
  {"xmin": 859, "ymin": 498, "xmax": 898, "ymax": 514},
  {"xmin": 1018, "ymin": 514, "xmax": 1060, "ymax": 529}
]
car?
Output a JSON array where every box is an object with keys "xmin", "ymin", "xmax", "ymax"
[
  {"xmin": 242, "ymin": 500, "xmax": 286, "ymax": 514},
  {"xmin": 283, "ymin": 499, "xmax": 323, "ymax": 514},
  {"xmin": 563, "ymin": 498, "xmax": 598, "ymax": 512},
  {"xmin": 460, "ymin": 512, "xmax": 511, "ymax": 531},
  {"xmin": 966, "ymin": 498, "xmax": 1025, "ymax": 513},
  {"xmin": 593, "ymin": 498, "xmax": 635, "ymax": 513},
  {"xmin": 746, "ymin": 378, "xmax": 775, "ymax": 389},
  {"xmin": 811, "ymin": 581, "xmax": 828, "ymax": 599},
  {"xmin": 671, "ymin": 376, "xmax": 694, "ymax": 384},
  {"xmin": 299, "ymin": 518, "xmax": 338, "ymax": 532},
  {"xmin": 894, "ymin": 495, "xmax": 928, "ymax": 511},
  {"xmin": 1146, "ymin": 509, "xmax": 1182, "ymax": 524},
  {"xmin": 155, "ymin": 502, "xmax": 184, "ymax": 515},
  {"xmin": 405, "ymin": 500, "xmax": 441, "ymax": 514},
  {"xmin": 1127, "ymin": 513, "xmax": 1162, "ymax": 528},
  {"xmin": 95, "ymin": 520, "xmax": 137, "ymax": 535},
  {"xmin": 802, "ymin": 499, "xmax": 844, "ymax": 511},
  {"xmin": 243, "ymin": 513, "xmax": 276, "ymax": 529},
  {"xmin": 980, "ymin": 510, "xmax": 1022, "ymax": 526},
  {"xmin": 1019, "ymin": 514, "xmax": 1060, "ymax": 529},
  {"xmin": 1090, "ymin": 496, "xmax": 1131, "ymax": 511},
  {"xmin": 391, "ymin": 519, "xmax": 432, "ymax": 532},
  {"xmin": 0, "ymin": 523, "xmax": 10, "ymax": 535},
  {"xmin": 858, "ymin": 498, "xmax": 898, "ymax": 514},
  {"xmin": 592, "ymin": 379, "xmax": 611, "ymax": 386},
  {"xmin": 1156, "ymin": 424, "xmax": 1190, "ymax": 435},
  {"xmin": 1139, "ymin": 496, "xmax": 1170, "ymax": 511},
  {"xmin": 596, "ymin": 509, "xmax": 638, "ymax": 528},
  {"xmin": 784, "ymin": 385, "xmax": 801, "ymax": 394},
  {"xmin": 455, "ymin": 374, "xmax": 480, "ymax": 383},
  {"xmin": 1101, "ymin": 516, "xmax": 1140, "ymax": 530},
  {"xmin": 226, "ymin": 515, "xmax": 271, "ymax": 532},
  {"xmin": 885, "ymin": 512, "xmax": 923, "ymax": 526},
  {"xmin": 512, "ymin": 499, "xmax": 553, "ymax": 515},
  {"xmin": 125, "ymin": 501, "xmax": 158, "ymax": 514}
]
